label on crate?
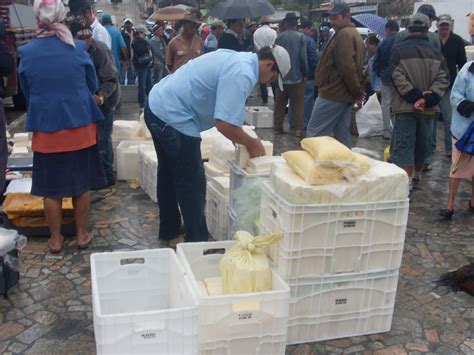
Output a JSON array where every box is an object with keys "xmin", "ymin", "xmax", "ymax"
[
  {"xmin": 343, "ymin": 220, "xmax": 357, "ymax": 228},
  {"xmin": 335, "ymin": 298, "xmax": 348, "ymax": 305},
  {"xmin": 238, "ymin": 312, "xmax": 253, "ymax": 320},
  {"xmin": 135, "ymin": 331, "xmax": 158, "ymax": 343}
]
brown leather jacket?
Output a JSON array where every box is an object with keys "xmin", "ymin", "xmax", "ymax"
[{"xmin": 315, "ymin": 23, "xmax": 366, "ymax": 103}]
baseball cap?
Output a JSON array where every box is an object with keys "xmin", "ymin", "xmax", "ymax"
[
  {"xmin": 417, "ymin": 4, "xmax": 437, "ymax": 21},
  {"xmin": 101, "ymin": 13, "xmax": 112, "ymax": 24},
  {"xmin": 270, "ymin": 45, "xmax": 291, "ymax": 91},
  {"xmin": 136, "ymin": 25, "xmax": 150, "ymax": 35},
  {"xmin": 329, "ymin": 3, "xmax": 351, "ymax": 16},
  {"xmin": 211, "ymin": 20, "xmax": 225, "ymax": 29},
  {"xmin": 152, "ymin": 21, "xmax": 165, "ymax": 33},
  {"xmin": 408, "ymin": 13, "xmax": 430, "ymax": 29},
  {"xmin": 123, "ymin": 18, "xmax": 133, "ymax": 25},
  {"xmin": 437, "ymin": 14, "xmax": 453, "ymax": 25}
]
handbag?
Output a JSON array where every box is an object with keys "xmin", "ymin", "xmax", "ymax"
[{"xmin": 137, "ymin": 52, "xmax": 153, "ymax": 66}]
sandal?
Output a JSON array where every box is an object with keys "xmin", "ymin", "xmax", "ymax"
[
  {"xmin": 48, "ymin": 236, "xmax": 64, "ymax": 254},
  {"xmin": 77, "ymin": 234, "xmax": 93, "ymax": 250},
  {"xmin": 439, "ymin": 209, "xmax": 454, "ymax": 220}
]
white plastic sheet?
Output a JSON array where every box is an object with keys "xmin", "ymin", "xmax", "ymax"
[{"xmin": 355, "ymin": 94, "xmax": 384, "ymax": 137}]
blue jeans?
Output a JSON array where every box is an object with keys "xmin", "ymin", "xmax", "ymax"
[
  {"xmin": 97, "ymin": 110, "xmax": 114, "ymax": 185},
  {"xmin": 136, "ymin": 66, "xmax": 152, "ymax": 109},
  {"xmin": 288, "ymin": 80, "xmax": 315, "ymax": 129},
  {"xmin": 119, "ymin": 61, "xmax": 135, "ymax": 85},
  {"xmin": 144, "ymin": 104, "xmax": 208, "ymax": 242},
  {"xmin": 307, "ymin": 96, "xmax": 353, "ymax": 148}
]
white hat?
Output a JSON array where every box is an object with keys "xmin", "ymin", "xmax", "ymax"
[{"xmin": 270, "ymin": 45, "xmax": 291, "ymax": 91}]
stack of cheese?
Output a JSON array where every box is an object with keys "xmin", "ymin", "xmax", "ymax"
[
  {"xmin": 197, "ymin": 277, "xmax": 223, "ymax": 296},
  {"xmin": 271, "ymin": 136, "xmax": 409, "ymax": 204},
  {"xmin": 11, "ymin": 133, "xmax": 31, "ymax": 157}
]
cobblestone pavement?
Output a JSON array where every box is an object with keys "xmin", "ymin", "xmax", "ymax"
[{"xmin": 0, "ymin": 106, "xmax": 473, "ymax": 354}]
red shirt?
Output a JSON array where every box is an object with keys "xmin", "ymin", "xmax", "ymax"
[{"xmin": 32, "ymin": 123, "xmax": 97, "ymax": 153}]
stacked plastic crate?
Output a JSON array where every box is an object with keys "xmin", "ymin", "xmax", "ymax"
[
  {"xmin": 259, "ymin": 181, "xmax": 410, "ymax": 344},
  {"xmin": 205, "ymin": 177, "xmax": 230, "ymax": 241}
]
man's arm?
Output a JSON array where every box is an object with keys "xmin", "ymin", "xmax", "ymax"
[
  {"xmin": 165, "ymin": 41, "xmax": 174, "ymax": 73},
  {"xmin": 95, "ymin": 46, "xmax": 119, "ymax": 101},
  {"xmin": 299, "ymin": 35, "xmax": 308, "ymax": 78},
  {"xmin": 215, "ymin": 120, "xmax": 265, "ymax": 157},
  {"xmin": 456, "ymin": 38, "xmax": 467, "ymax": 71}
]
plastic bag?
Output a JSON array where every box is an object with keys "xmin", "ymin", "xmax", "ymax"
[
  {"xmin": 301, "ymin": 136, "xmax": 354, "ymax": 165},
  {"xmin": 0, "ymin": 228, "xmax": 27, "ymax": 272},
  {"xmin": 355, "ymin": 94, "xmax": 384, "ymax": 137},
  {"xmin": 282, "ymin": 151, "xmax": 343, "ymax": 185},
  {"xmin": 220, "ymin": 230, "xmax": 283, "ymax": 294},
  {"xmin": 229, "ymin": 178, "xmax": 266, "ymax": 237},
  {"xmin": 384, "ymin": 145, "xmax": 391, "ymax": 162}
]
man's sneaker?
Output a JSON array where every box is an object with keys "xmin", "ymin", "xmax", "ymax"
[{"xmin": 423, "ymin": 163, "xmax": 432, "ymax": 172}]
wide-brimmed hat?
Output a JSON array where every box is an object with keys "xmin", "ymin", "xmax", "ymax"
[
  {"xmin": 260, "ymin": 16, "xmax": 271, "ymax": 24},
  {"xmin": 211, "ymin": 20, "xmax": 225, "ymax": 30},
  {"xmin": 417, "ymin": 4, "xmax": 437, "ymax": 21},
  {"xmin": 328, "ymin": 3, "xmax": 350, "ymax": 16},
  {"xmin": 152, "ymin": 21, "xmax": 165, "ymax": 33},
  {"xmin": 181, "ymin": 13, "xmax": 201, "ymax": 25},
  {"xmin": 283, "ymin": 12, "xmax": 299, "ymax": 21},
  {"xmin": 408, "ymin": 13, "xmax": 430, "ymax": 29},
  {"xmin": 136, "ymin": 24, "xmax": 150, "ymax": 35},
  {"xmin": 67, "ymin": 0, "xmax": 94, "ymax": 16},
  {"xmin": 247, "ymin": 21, "xmax": 257, "ymax": 29}
]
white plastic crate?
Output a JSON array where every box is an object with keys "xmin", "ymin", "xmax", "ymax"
[
  {"xmin": 260, "ymin": 182, "xmax": 409, "ymax": 279},
  {"xmin": 117, "ymin": 141, "xmax": 153, "ymax": 181},
  {"xmin": 286, "ymin": 270, "xmax": 399, "ymax": 344},
  {"xmin": 245, "ymin": 106, "xmax": 274, "ymax": 128},
  {"xmin": 176, "ymin": 241, "xmax": 290, "ymax": 354},
  {"xmin": 206, "ymin": 181, "xmax": 229, "ymax": 241},
  {"xmin": 138, "ymin": 145, "xmax": 158, "ymax": 203},
  {"xmin": 204, "ymin": 162, "xmax": 228, "ymax": 182},
  {"xmin": 229, "ymin": 160, "xmax": 270, "ymax": 193},
  {"xmin": 91, "ymin": 249, "xmax": 199, "ymax": 355},
  {"xmin": 112, "ymin": 136, "xmax": 146, "ymax": 172}
]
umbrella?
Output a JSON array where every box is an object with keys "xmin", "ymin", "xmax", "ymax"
[
  {"xmin": 148, "ymin": 6, "xmax": 189, "ymax": 22},
  {"xmin": 209, "ymin": 0, "xmax": 275, "ymax": 20},
  {"xmin": 352, "ymin": 14, "xmax": 387, "ymax": 38},
  {"xmin": 452, "ymin": 121, "xmax": 474, "ymax": 173}
]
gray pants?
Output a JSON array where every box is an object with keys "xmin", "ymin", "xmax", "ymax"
[
  {"xmin": 437, "ymin": 88, "xmax": 452, "ymax": 152},
  {"xmin": 307, "ymin": 96, "xmax": 353, "ymax": 148},
  {"xmin": 381, "ymin": 82, "xmax": 393, "ymax": 137}
]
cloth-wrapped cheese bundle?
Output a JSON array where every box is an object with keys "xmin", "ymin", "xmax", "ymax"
[
  {"xmin": 220, "ymin": 231, "xmax": 282, "ymax": 294},
  {"xmin": 283, "ymin": 136, "xmax": 372, "ymax": 185}
]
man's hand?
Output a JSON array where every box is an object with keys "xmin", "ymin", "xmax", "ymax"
[
  {"xmin": 246, "ymin": 138, "xmax": 265, "ymax": 158},
  {"xmin": 356, "ymin": 92, "xmax": 366, "ymax": 108},
  {"xmin": 94, "ymin": 95, "xmax": 104, "ymax": 106},
  {"xmin": 414, "ymin": 98, "xmax": 425, "ymax": 111}
]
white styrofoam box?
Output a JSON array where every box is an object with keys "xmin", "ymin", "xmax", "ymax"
[
  {"xmin": 260, "ymin": 182, "xmax": 409, "ymax": 279},
  {"xmin": 286, "ymin": 270, "xmax": 399, "ymax": 344},
  {"xmin": 176, "ymin": 241, "xmax": 290, "ymax": 354},
  {"xmin": 4, "ymin": 178, "xmax": 32, "ymax": 195},
  {"xmin": 245, "ymin": 106, "xmax": 274, "ymax": 128},
  {"xmin": 235, "ymin": 141, "xmax": 273, "ymax": 169},
  {"xmin": 112, "ymin": 136, "xmax": 149, "ymax": 171},
  {"xmin": 204, "ymin": 162, "xmax": 228, "ymax": 181},
  {"xmin": 138, "ymin": 145, "xmax": 158, "ymax": 203},
  {"xmin": 117, "ymin": 141, "xmax": 153, "ymax": 181},
  {"xmin": 229, "ymin": 159, "xmax": 270, "ymax": 193},
  {"xmin": 206, "ymin": 181, "xmax": 229, "ymax": 241},
  {"xmin": 13, "ymin": 132, "xmax": 29, "ymax": 143},
  {"xmin": 91, "ymin": 249, "xmax": 199, "ymax": 355},
  {"xmin": 11, "ymin": 146, "xmax": 30, "ymax": 157}
]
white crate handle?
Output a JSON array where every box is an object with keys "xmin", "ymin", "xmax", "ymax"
[
  {"xmin": 232, "ymin": 301, "xmax": 261, "ymax": 313},
  {"xmin": 120, "ymin": 257, "xmax": 145, "ymax": 266}
]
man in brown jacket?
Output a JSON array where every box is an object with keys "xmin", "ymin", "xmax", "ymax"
[{"xmin": 306, "ymin": 3, "xmax": 365, "ymax": 147}]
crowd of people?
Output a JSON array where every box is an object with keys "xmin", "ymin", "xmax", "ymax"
[{"xmin": 0, "ymin": 0, "xmax": 472, "ymax": 249}]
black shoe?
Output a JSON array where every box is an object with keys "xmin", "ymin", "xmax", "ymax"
[{"xmin": 439, "ymin": 209, "xmax": 454, "ymax": 220}]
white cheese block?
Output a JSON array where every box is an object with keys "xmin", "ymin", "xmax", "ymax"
[
  {"xmin": 204, "ymin": 277, "xmax": 223, "ymax": 296},
  {"xmin": 246, "ymin": 156, "xmax": 285, "ymax": 174},
  {"xmin": 197, "ymin": 281, "xmax": 209, "ymax": 297},
  {"xmin": 235, "ymin": 141, "xmax": 274, "ymax": 169},
  {"xmin": 269, "ymin": 160, "xmax": 409, "ymax": 205}
]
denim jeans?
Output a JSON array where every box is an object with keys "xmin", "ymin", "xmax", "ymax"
[
  {"xmin": 97, "ymin": 110, "xmax": 114, "ymax": 185},
  {"xmin": 307, "ymin": 97, "xmax": 353, "ymax": 148},
  {"xmin": 144, "ymin": 104, "xmax": 209, "ymax": 242},
  {"xmin": 119, "ymin": 61, "xmax": 135, "ymax": 85},
  {"xmin": 288, "ymin": 80, "xmax": 316, "ymax": 129},
  {"xmin": 136, "ymin": 66, "xmax": 152, "ymax": 109},
  {"xmin": 438, "ymin": 88, "xmax": 452, "ymax": 152}
]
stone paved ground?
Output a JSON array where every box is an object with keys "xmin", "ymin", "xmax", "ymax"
[{"xmin": 1, "ymin": 105, "xmax": 473, "ymax": 354}]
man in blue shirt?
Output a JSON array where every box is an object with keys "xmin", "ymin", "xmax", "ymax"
[
  {"xmin": 145, "ymin": 46, "xmax": 290, "ymax": 244},
  {"xmin": 204, "ymin": 20, "xmax": 225, "ymax": 53},
  {"xmin": 101, "ymin": 14, "xmax": 127, "ymax": 73}
]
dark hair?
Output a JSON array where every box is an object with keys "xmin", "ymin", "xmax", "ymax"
[
  {"xmin": 300, "ymin": 19, "xmax": 313, "ymax": 29},
  {"xmin": 385, "ymin": 20, "xmax": 400, "ymax": 32},
  {"xmin": 366, "ymin": 36, "xmax": 379, "ymax": 46},
  {"xmin": 227, "ymin": 19, "xmax": 241, "ymax": 27},
  {"xmin": 285, "ymin": 18, "xmax": 298, "ymax": 29},
  {"xmin": 257, "ymin": 46, "xmax": 279, "ymax": 72}
]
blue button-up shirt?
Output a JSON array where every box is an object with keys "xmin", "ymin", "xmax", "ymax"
[{"xmin": 148, "ymin": 49, "xmax": 259, "ymax": 137}]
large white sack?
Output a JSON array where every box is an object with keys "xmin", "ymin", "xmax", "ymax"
[{"xmin": 355, "ymin": 94, "xmax": 384, "ymax": 138}]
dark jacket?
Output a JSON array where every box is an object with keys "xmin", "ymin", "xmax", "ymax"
[
  {"xmin": 0, "ymin": 42, "xmax": 14, "ymax": 98},
  {"xmin": 149, "ymin": 35, "xmax": 166, "ymax": 67},
  {"xmin": 316, "ymin": 23, "xmax": 365, "ymax": 103},
  {"xmin": 374, "ymin": 33, "xmax": 397, "ymax": 84},
  {"xmin": 440, "ymin": 32, "xmax": 467, "ymax": 88},
  {"xmin": 305, "ymin": 33, "xmax": 318, "ymax": 81},
  {"xmin": 390, "ymin": 35, "xmax": 450, "ymax": 114},
  {"xmin": 218, "ymin": 31, "xmax": 240, "ymax": 51},
  {"xmin": 275, "ymin": 29, "xmax": 308, "ymax": 84},
  {"xmin": 18, "ymin": 37, "xmax": 104, "ymax": 132},
  {"xmin": 120, "ymin": 28, "xmax": 134, "ymax": 60},
  {"xmin": 88, "ymin": 39, "xmax": 120, "ymax": 113},
  {"xmin": 132, "ymin": 37, "xmax": 153, "ymax": 67}
]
